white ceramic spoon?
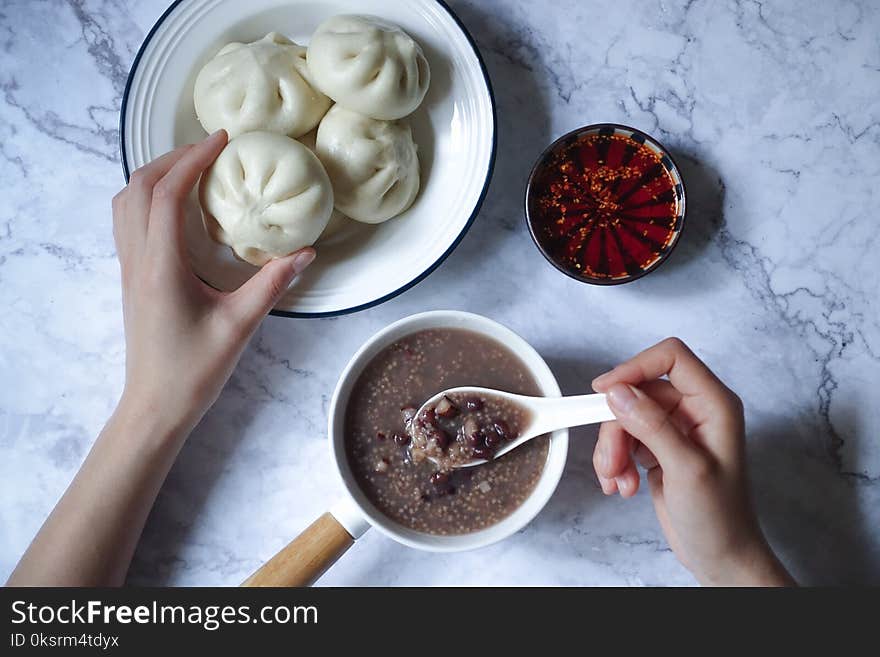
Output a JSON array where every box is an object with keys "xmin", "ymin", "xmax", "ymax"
[{"xmin": 414, "ymin": 387, "xmax": 617, "ymax": 468}]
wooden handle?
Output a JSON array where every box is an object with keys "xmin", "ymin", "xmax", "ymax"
[{"xmin": 242, "ymin": 512, "xmax": 354, "ymax": 587}]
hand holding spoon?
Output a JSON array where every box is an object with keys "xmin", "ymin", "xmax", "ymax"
[{"xmin": 409, "ymin": 387, "xmax": 616, "ymax": 469}]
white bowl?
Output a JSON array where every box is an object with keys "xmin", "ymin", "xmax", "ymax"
[
  {"xmin": 327, "ymin": 311, "xmax": 569, "ymax": 552},
  {"xmin": 120, "ymin": 0, "xmax": 496, "ymax": 317}
]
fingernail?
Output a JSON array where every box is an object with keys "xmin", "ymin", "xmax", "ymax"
[
  {"xmin": 292, "ymin": 249, "xmax": 316, "ymax": 273},
  {"xmin": 616, "ymin": 476, "xmax": 630, "ymax": 495},
  {"xmin": 607, "ymin": 383, "xmax": 637, "ymax": 414},
  {"xmin": 591, "ymin": 367, "xmax": 615, "ymax": 390},
  {"xmin": 207, "ymin": 129, "xmax": 227, "ymax": 143}
]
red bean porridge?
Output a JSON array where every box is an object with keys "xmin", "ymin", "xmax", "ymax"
[{"xmin": 344, "ymin": 328, "xmax": 550, "ymax": 535}]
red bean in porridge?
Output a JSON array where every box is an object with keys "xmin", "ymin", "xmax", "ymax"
[
  {"xmin": 409, "ymin": 392, "xmax": 533, "ymax": 469},
  {"xmin": 344, "ymin": 328, "xmax": 550, "ymax": 535}
]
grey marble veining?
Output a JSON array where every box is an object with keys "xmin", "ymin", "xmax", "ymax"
[{"xmin": 1, "ymin": 0, "xmax": 878, "ymax": 586}]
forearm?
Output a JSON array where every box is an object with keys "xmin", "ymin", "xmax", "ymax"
[{"xmin": 7, "ymin": 400, "xmax": 187, "ymax": 586}]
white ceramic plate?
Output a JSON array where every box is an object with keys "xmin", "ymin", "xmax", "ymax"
[{"xmin": 120, "ymin": 0, "xmax": 496, "ymax": 317}]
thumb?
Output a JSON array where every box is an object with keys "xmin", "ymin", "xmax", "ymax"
[
  {"xmin": 227, "ymin": 248, "xmax": 316, "ymax": 325},
  {"xmin": 605, "ymin": 383, "xmax": 703, "ymax": 475}
]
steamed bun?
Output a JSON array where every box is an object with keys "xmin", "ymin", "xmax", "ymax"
[
  {"xmin": 316, "ymin": 209, "xmax": 356, "ymax": 244},
  {"xmin": 295, "ymin": 130, "xmax": 356, "ymax": 242},
  {"xmin": 200, "ymin": 132, "xmax": 334, "ymax": 266},
  {"xmin": 307, "ymin": 15, "xmax": 430, "ymax": 120},
  {"xmin": 315, "ymin": 105, "xmax": 420, "ymax": 224},
  {"xmin": 194, "ymin": 32, "xmax": 331, "ymax": 139}
]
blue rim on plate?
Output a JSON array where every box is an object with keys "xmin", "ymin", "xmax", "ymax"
[{"xmin": 118, "ymin": 0, "xmax": 497, "ymax": 319}]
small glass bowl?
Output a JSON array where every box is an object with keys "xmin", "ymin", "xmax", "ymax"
[{"xmin": 524, "ymin": 123, "xmax": 687, "ymax": 286}]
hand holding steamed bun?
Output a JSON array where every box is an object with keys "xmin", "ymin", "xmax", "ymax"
[
  {"xmin": 307, "ymin": 15, "xmax": 430, "ymax": 120},
  {"xmin": 200, "ymin": 132, "xmax": 334, "ymax": 266},
  {"xmin": 194, "ymin": 33, "xmax": 331, "ymax": 139},
  {"xmin": 315, "ymin": 106, "xmax": 420, "ymax": 224}
]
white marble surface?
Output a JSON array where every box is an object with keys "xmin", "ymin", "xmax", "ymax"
[{"xmin": 1, "ymin": 0, "xmax": 879, "ymax": 586}]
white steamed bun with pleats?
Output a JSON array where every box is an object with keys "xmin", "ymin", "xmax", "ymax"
[
  {"xmin": 315, "ymin": 105, "xmax": 420, "ymax": 224},
  {"xmin": 194, "ymin": 32, "xmax": 331, "ymax": 139},
  {"xmin": 307, "ymin": 15, "xmax": 430, "ymax": 120},
  {"xmin": 200, "ymin": 131, "xmax": 334, "ymax": 266}
]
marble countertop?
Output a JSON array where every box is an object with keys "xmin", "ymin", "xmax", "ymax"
[{"xmin": 2, "ymin": 0, "xmax": 878, "ymax": 586}]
